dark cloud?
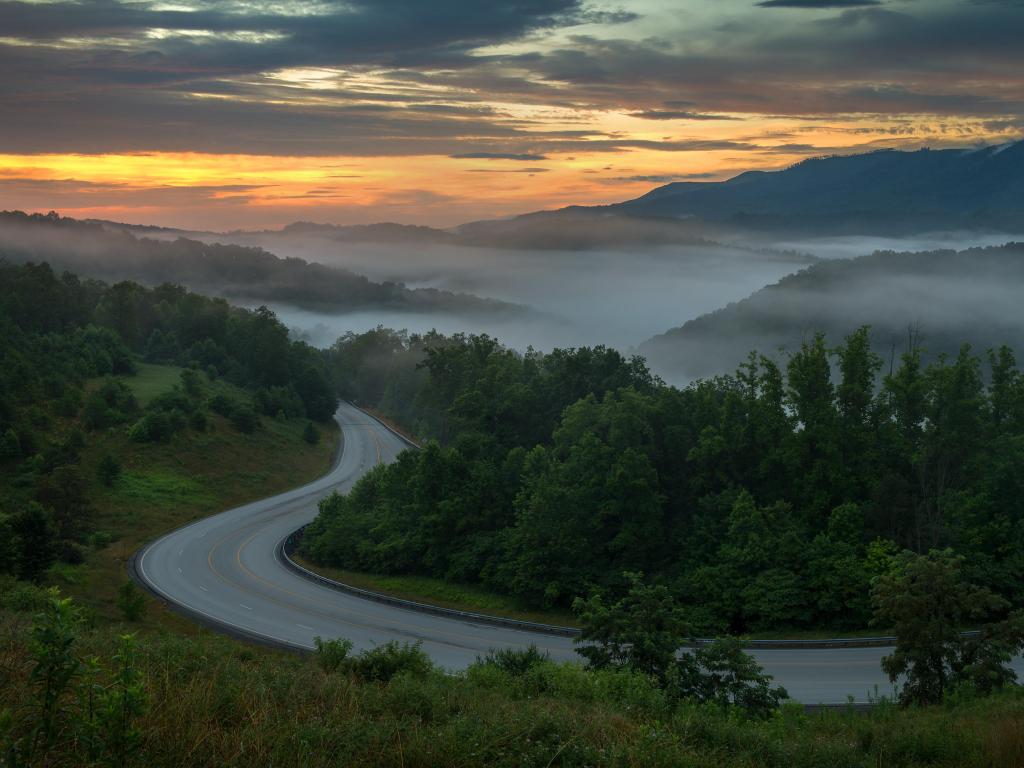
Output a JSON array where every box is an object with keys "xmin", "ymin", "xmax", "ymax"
[
  {"xmin": 756, "ymin": 0, "xmax": 882, "ymax": 7},
  {"xmin": 0, "ymin": 0, "xmax": 1021, "ymax": 158},
  {"xmin": 464, "ymin": 168, "xmax": 551, "ymax": 173},
  {"xmin": 451, "ymin": 152, "xmax": 550, "ymax": 160},
  {"xmin": 628, "ymin": 110, "xmax": 742, "ymax": 120},
  {"xmin": 0, "ymin": 178, "xmax": 265, "ymax": 207},
  {"xmin": 606, "ymin": 173, "xmax": 718, "ymax": 182}
]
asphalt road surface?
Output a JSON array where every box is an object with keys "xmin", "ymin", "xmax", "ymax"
[{"xmin": 135, "ymin": 402, "xmax": 1022, "ymax": 704}]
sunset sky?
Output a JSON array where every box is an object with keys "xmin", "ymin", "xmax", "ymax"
[{"xmin": 2, "ymin": 0, "xmax": 1022, "ymax": 230}]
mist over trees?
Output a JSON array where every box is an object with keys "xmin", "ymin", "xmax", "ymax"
[
  {"xmin": 641, "ymin": 243, "xmax": 1024, "ymax": 383},
  {"xmin": 0, "ymin": 211, "xmax": 526, "ymax": 320}
]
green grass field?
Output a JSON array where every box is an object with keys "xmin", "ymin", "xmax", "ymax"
[
  {"xmin": 125, "ymin": 362, "xmax": 185, "ymax": 406},
  {"xmin": 58, "ymin": 363, "xmax": 340, "ymax": 629}
]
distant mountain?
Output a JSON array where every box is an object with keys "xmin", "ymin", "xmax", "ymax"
[
  {"xmin": 251, "ymin": 220, "xmax": 458, "ymax": 245},
  {"xmin": 639, "ymin": 242, "xmax": 1024, "ymax": 382},
  {"xmin": 221, "ymin": 209, "xmax": 717, "ymax": 251},
  {"xmin": 609, "ymin": 142, "xmax": 1024, "ymax": 234},
  {"xmin": 0, "ymin": 211, "xmax": 528, "ymax": 319}
]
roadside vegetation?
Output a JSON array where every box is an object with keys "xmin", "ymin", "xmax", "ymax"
[{"xmin": 2, "ymin": 583, "xmax": 1024, "ymax": 767}]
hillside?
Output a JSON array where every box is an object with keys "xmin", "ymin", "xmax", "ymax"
[
  {"xmin": 639, "ymin": 242, "xmax": 1024, "ymax": 382},
  {"xmin": 0, "ymin": 211, "xmax": 527, "ymax": 318},
  {"xmin": 609, "ymin": 142, "xmax": 1024, "ymax": 234}
]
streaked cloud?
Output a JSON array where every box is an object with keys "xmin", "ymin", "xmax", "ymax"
[{"xmin": 0, "ymin": 0, "xmax": 1020, "ymax": 227}]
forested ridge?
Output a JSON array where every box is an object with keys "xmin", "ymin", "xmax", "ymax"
[
  {"xmin": 0, "ymin": 211, "xmax": 525, "ymax": 317},
  {"xmin": 641, "ymin": 242, "xmax": 1024, "ymax": 381},
  {"xmin": 305, "ymin": 326, "xmax": 1024, "ymax": 632}
]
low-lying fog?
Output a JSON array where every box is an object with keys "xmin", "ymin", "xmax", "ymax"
[
  {"xmin": 227, "ymin": 236, "xmax": 814, "ymax": 352},
  {"xmin": 222, "ymin": 229, "xmax": 1024, "ymax": 357},
  {"xmin": 736, "ymin": 231, "xmax": 1024, "ymax": 261}
]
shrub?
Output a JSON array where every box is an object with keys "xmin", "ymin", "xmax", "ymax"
[
  {"xmin": 315, "ymin": 637, "xmax": 354, "ymax": 673},
  {"xmin": 82, "ymin": 379, "xmax": 138, "ymax": 430},
  {"xmin": 476, "ymin": 645, "xmax": 549, "ymax": 677},
  {"xmin": 0, "ymin": 576, "xmax": 51, "ymax": 612},
  {"xmin": 316, "ymin": 638, "xmax": 434, "ymax": 682},
  {"xmin": 57, "ymin": 541, "xmax": 85, "ymax": 565},
  {"xmin": 348, "ymin": 641, "xmax": 434, "ymax": 683},
  {"xmin": 230, "ymin": 406, "xmax": 259, "ymax": 434},
  {"xmin": 96, "ymin": 454, "xmax": 122, "ymax": 487},
  {"xmin": 116, "ymin": 581, "xmax": 146, "ymax": 622},
  {"xmin": 208, "ymin": 393, "xmax": 236, "ymax": 417}
]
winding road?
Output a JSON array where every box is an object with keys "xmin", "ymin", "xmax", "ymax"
[{"xmin": 133, "ymin": 402, "xmax": 1022, "ymax": 704}]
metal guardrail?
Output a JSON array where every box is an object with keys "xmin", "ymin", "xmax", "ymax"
[{"xmin": 278, "ymin": 527, "xmax": 580, "ymax": 638}]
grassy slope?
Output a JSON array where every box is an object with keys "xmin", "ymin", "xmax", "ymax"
[
  {"xmin": 292, "ymin": 554, "xmax": 580, "ymax": 627},
  {"xmin": 50, "ymin": 363, "xmax": 339, "ymax": 629},
  {"xmin": 1, "ymin": 609, "xmax": 1023, "ymax": 768}
]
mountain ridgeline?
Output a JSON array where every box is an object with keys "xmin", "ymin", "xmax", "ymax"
[
  {"xmin": 0, "ymin": 211, "xmax": 527, "ymax": 318},
  {"xmin": 640, "ymin": 242, "xmax": 1024, "ymax": 383},
  {"xmin": 609, "ymin": 142, "xmax": 1024, "ymax": 234}
]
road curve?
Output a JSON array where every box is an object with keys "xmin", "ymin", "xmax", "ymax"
[{"xmin": 133, "ymin": 402, "xmax": 1022, "ymax": 704}]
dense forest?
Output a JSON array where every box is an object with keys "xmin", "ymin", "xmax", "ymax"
[
  {"xmin": 0, "ymin": 260, "xmax": 338, "ymax": 580},
  {"xmin": 304, "ymin": 326, "xmax": 1024, "ymax": 632},
  {"xmin": 0, "ymin": 211, "xmax": 525, "ymax": 318},
  {"xmin": 641, "ymin": 243, "xmax": 1024, "ymax": 382}
]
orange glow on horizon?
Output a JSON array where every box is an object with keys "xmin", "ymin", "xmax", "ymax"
[{"xmin": 0, "ymin": 113, "xmax": 1014, "ymax": 230}]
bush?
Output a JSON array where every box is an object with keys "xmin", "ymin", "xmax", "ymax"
[
  {"xmin": 0, "ymin": 428, "xmax": 21, "ymax": 459},
  {"xmin": 128, "ymin": 411, "xmax": 178, "ymax": 443},
  {"xmin": 303, "ymin": 422, "xmax": 320, "ymax": 445},
  {"xmin": 668, "ymin": 637, "xmax": 789, "ymax": 718},
  {"xmin": 315, "ymin": 637, "xmax": 354, "ymax": 673},
  {"xmin": 476, "ymin": 645, "xmax": 549, "ymax": 677},
  {"xmin": 0, "ymin": 575, "xmax": 51, "ymax": 612},
  {"xmin": 96, "ymin": 454, "xmax": 122, "ymax": 487},
  {"xmin": 82, "ymin": 379, "xmax": 138, "ymax": 430},
  {"xmin": 230, "ymin": 406, "xmax": 259, "ymax": 434},
  {"xmin": 56, "ymin": 541, "xmax": 85, "ymax": 565},
  {"xmin": 316, "ymin": 638, "xmax": 435, "ymax": 682},
  {"xmin": 208, "ymin": 393, "xmax": 236, "ymax": 417},
  {"xmin": 348, "ymin": 641, "xmax": 434, "ymax": 683},
  {"xmin": 116, "ymin": 581, "xmax": 146, "ymax": 622}
]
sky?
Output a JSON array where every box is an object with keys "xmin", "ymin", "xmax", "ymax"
[{"xmin": 1, "ymin": 0, "xmax": 1022, "ymax": 230}]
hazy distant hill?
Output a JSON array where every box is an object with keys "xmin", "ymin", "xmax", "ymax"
[
  {"xmin": 609, "ymin": 142, "xmax": 1024, "ymax": 234},
  {"xmin": 0, "ymin": 211, "xmax": 527, "ymax": 318},
  {"xmin": 639, "ymin": 243, "xmax": 1024, "ymax": 382},
  {"xmin": 220, "ymin": 210, "xmax": 716, "ymax": 251}
]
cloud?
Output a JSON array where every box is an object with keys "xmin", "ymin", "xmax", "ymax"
[
  {"xmin": 450, "ymin": 152, "xmax": 550, "ymax": 161},
  {"xmin": 757, "ymin": 0, "xmax": 882, "ymax": 7},
  {"xmin": 0, "ymin": 0, "xmax": 1021, "ymax": 165},
  {"xmin": 464, "ymin": 168, "xmax": 551, "ymax": 173},
  {"xmin": 605, "ymin": 173, "xmax": 719, "ymax": 183},
  {"xmin": 0, "ymin": 178, "xmax": 265, "ymax": 208},
  {"xmin": 628, "ymin": 110, "xmax": 742, "ymax": 121}
]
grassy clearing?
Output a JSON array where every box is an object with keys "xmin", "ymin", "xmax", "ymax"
[
  {"xmin": 292, "ymin": 555, "xmax": 580, "ymax": 627},
  {"xmin": 125, "ymin": 362, "xmax": 184, "ymax": 406},
  {"xmin": 53, "ymin": 364, "xmax": 339, "ymax": 630}
]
